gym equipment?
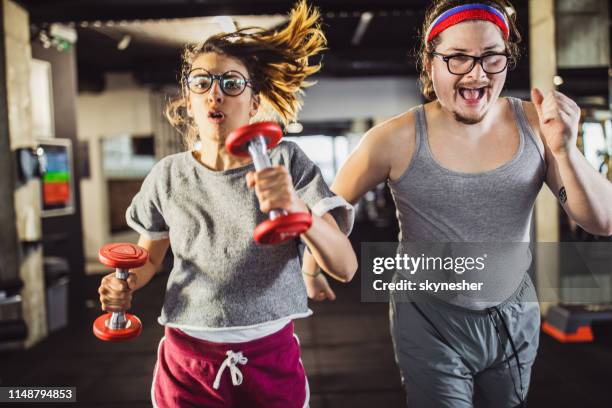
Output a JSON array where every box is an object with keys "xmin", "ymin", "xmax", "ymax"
[
  {"xmin": 225, "ymin": 121, "xmax": 312, "ymax": 244},
  {"xmin": 543, "ymin": 304, "xmax": 612, "ymax": 343},
  {"xmin": 93, "ymin": 243, "xmax": 148, "ymax": 342},
  {"xmin": 44, "ymin": 257, "xmax": 70, "ymax": 333},
  {"xmin": 0, "ymin": 278, "xmax": 28, "ymax": 344}
]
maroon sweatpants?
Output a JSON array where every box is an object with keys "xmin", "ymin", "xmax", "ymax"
[{"xmin": 152, "ymin": 322, "xmax": 308, "ymax": 407}]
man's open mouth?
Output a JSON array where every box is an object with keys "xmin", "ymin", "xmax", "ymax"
[{"xmin": 458, "ymin": 87, "xmax": 486, "ymax": 101}]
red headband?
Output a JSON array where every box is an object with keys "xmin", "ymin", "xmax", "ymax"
[{"xmin": 426, "ymin": 4, "xmax": 510, "ymax": 43}]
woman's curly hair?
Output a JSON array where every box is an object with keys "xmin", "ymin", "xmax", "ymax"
[{"xmin": 165, "ymin": 0, "xmax": 326, "ymax": 149}]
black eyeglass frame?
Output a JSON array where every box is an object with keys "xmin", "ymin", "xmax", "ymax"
[
  {"xmin": 186, "ymin": 68, "xmax": 253, "ymax": 96},
  {"xmin": 429, "ymin": 52, "xmax": 511, "ymax": 75}
]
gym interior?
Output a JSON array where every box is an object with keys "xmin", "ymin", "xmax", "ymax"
[{"xmin": 0, "ymin": 0, "xmax": 611, "ymax": 407}]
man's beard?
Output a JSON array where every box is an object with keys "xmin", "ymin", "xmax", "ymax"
[{"xmin": 452, "ymin": 110, "xmax": 486, "ymax": 125}]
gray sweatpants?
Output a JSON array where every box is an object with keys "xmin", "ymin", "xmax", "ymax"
[{"xmin": 390, "ymin": 274, "xmax": 540, "ymax": 408}]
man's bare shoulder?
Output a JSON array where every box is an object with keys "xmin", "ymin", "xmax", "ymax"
[
  {"xmin": 362, "ymin": 109, "xmax": 417, "ymax": 154},
  {"xmin": 357, "ymin": 109, "xmax": 419, "ymax": 179}
]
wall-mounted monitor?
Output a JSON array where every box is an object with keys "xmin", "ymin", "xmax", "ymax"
[{"xmin": 38, "ymin": 138, "xmax": 75, "ymax": 217}]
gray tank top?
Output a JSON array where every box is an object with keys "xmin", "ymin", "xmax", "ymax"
[{"xmin": 388, "ymin": 98, "xmax": 546, "ymax": 309}]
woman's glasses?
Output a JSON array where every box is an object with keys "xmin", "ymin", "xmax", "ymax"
[{"xmin": 187, "ymin": 69, "xmax": 252, "ymax": 96}]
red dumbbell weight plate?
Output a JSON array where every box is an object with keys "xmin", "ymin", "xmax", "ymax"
[
  {"xmin": 98, "ymin": 243, "xmax": 148, "ymax": 269},
  {"xmin": 253, "ymin": 212, "xmax": 312, "ymax": 244},
  {"xmin": 225, "ymin": 121, "xmax": 283, "ymax": 157},
  {"xmin": 93, "ymin": 313, "xmax": 142, "ymax": 342}
]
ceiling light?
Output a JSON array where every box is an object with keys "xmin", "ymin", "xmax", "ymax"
[
  {"xmin": 49, "ymin": 23, "xmax": 78, "ymax": 44},
  {"xmin": 117, "ymin": 35, "xmax": 132, "ymax": 50},
  {"xmin": 213, "ymin": 16, "xmax": 236, "ymax": 33},
  {"xmin": 351, "ymin": 12, "xmax": 373, "ymax": 46},
  {"xmin": 287, "ymin": 122, "xmax": 303, "ymax": 134}
]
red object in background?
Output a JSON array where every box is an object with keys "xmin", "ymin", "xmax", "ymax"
[
  {"xmin": 542, "ymin": 321, "xmax": 594, "ymax": 343},
  {"xmin": 43, "ymin": 182, "xmax": 70, "ymax": 205}
]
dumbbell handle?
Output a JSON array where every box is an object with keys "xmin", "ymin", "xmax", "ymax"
[
  {"xmin": 109, "ymin": 268, "xmax": 129, "ymax": 330},
  {"xmin": 247, "ymin": 135, "xmax": 285, "ymax": 220}
]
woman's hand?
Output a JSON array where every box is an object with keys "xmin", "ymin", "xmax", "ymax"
[
  {"xmin": 304, "ymin": 272, "xmax": 336, "ymax": 301},
  {"xmin": 246, "ymin": 166, "xmax": 309, "ymax": 214},
  {"xmin": 98, "ymin": 272, "xmax": 138, "ymax": 313}
]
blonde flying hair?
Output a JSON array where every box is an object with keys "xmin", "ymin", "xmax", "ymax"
[
  {"xmin": 417, "ymin": 0, "xmax": 523, "ymax": 101},
  {"xmin": 165, "ymin": 0, "xmax": 326, "ymax": 149}
]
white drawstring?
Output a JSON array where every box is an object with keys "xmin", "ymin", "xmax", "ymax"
[{"xmin": 212, "ymin": 350, "xmax": 248, "ymax": 390}]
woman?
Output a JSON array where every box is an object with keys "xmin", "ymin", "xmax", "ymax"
[{"xmin": 98, "ymin": 2, "xmax": 357, "ymax": 407}]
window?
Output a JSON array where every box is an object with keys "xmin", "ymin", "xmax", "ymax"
[{"xmin": 284, "ymin": 135, "xmax": 349, "ymax": 184}]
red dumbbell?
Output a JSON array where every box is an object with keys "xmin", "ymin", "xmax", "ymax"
[
  {"xmin": 226, "ymin": 121, "xmax": 312, "ymax": 244},
  {"xmin": 93, "ymin": 243, "xmax": 148, "ymax": 342}
]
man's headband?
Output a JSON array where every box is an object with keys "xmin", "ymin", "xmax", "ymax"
[{"xmin": 425, "ymin": 4, "xmax": 510, "ymax": 44}]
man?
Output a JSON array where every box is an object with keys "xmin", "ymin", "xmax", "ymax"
[{"xmin": 303, "ymin": 1, "xmax": 612, "ymax": 406}]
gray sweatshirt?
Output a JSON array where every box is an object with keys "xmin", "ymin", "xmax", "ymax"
[{"xmin": 126, "ymin": 141, "xmax": 353, "ymax": 329}]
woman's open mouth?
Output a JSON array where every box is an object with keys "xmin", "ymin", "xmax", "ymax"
[{"xmin": 208, "ymin": 110, "xmax": 225, "ymax": 123}]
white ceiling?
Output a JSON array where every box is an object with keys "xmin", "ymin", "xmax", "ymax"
[{"xmin": 92, "ymin": 15, "xmax": 289, "ymax": 48}]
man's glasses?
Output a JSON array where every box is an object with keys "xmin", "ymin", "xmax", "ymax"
[
  {"xmin": 186, "ymin": 69, "xmax": 252, "ymax": 96},
  {"xmin": 430, "ymin": 52, "xmax": 510, "ymax": 75}
]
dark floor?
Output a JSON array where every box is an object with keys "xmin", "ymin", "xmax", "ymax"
[{"xmin": 1, "ymin": 272, "xmax": 612, "ymax": 407}]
